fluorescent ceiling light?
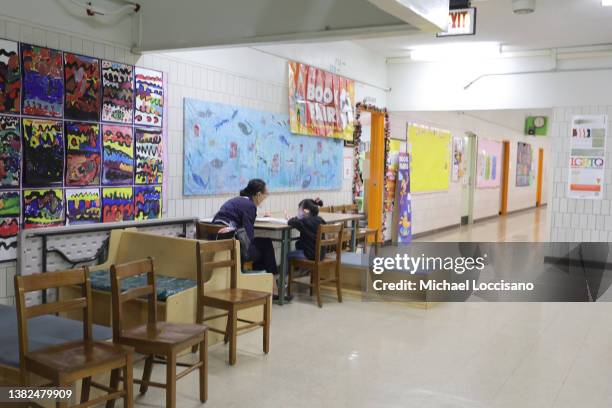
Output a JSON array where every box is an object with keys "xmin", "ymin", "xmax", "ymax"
[
  {"xmin": 603, "ymin": 0, "xmax": 612, "ymax": 6},
  {"xmin": 409, "ymin": 42, "xmax": 501, "ymax": 61}
]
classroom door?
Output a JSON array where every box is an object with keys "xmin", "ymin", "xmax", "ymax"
[
  {"xmin": 461, "ymin": 133, "xmax": 477, "ymax": 225},
  {"xmin": 500, "ymin": 141, "xmax": 510, "ymax": 215},
  {"xmin": 365, "ymin": 111, "xmax": 385, "ymax": 240},
  {"xmin": 536, "ymin": 148, "xmax": 544, "ymax": 206}
]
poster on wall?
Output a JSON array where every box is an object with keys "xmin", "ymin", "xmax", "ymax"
[
  {"xmin": 0, "ymin": 39, "xmax": 20, "ymax": 114},
  {"xmin": 64, "ymin": 53, "xmax": 101, "ymax": 121},
  {"xmin": 569, "ymin": 115, "xmax": 607, "ymax": 199},
  {"xmin": 101, "ymin": 60, "xmax": 134, "ymax": 124},
  {"xmin": 21, "ymin": 44, "xmax": 63, "ymax": 118},
  {"xmin": 288, "ymin": 61, "xmax": 355, "ymax": 141},
  {"xmin": 134, "ymin": 67, "xmax": 163, "ymax": 127},
  {"xmin": 183, "ymin": 98, "xmax": 343, "ymax": 195},
  {"xmin": 396, "ymin": 153, "xmax": 412, "ymax": 244},
  {"xmin": 102, "ymin": 187, "xmax": 133, "ymax": 222},
  {"xmin": 23, "ymin": 188, "xmax": 64, "ymax": 229},
  {"xmin": 66, "ymin": 188, "xmax": 101, "ymax": 225},
  {"xmin": 135, "ymin": 127, "xmax": 163, "ymax": 184},
  {"xmin": 476, "ymin": 138, "xmax": 502, "ymax": 189},
  {"xmin": 22, "ymin": 118, "xmax": 64, "ymax": 186},
  {"xmin": 135, "ymin": 186, "xmax": 162, "ymax": 220},
  {"xmin": 516, "ymin": 142, "xmax": 533, "ymax": 187},
  {"xmin": 102, "ymin": 125, "xmax": 134, "ymax": 185},
  {"xmin": 452, "ymin": 137, "xmax": 464, "ymax": 182},
  {"xmin": 408, "ymin": 123, "xmax": 451, "ymax": 193},
  {"xmin": 65, "ymin": 122, "xmax": 101, "ymax": 186},
  {"xmin": 0, "ymin": 217, "xmax": 18, "ymax": 261},
  {"xmin": 0, "ymin": 115, "xmax": 20, "ymax": 187},
  {"xmin": 385, "ymin": 139, "xmax": 403, "ymax": 212}
]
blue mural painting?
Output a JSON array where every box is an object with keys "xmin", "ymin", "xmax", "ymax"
[{"xmin": 183, "ymin": 99, "xmax": 343, "ymax": 196}]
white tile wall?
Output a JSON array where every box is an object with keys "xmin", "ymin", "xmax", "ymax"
[
  {"xmin": 548, "ymin": 106, "xmax": 612, "ymax": 242},
  {"xmin": 0, "ymin": 15, "xmax": 358, "ymax": 303}
]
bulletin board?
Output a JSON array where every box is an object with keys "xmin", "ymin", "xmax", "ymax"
[
  {"xmin": 0, "ymin": 39, "xmax": 166, "ymax": 262},
  {"xmin": 407, "ymin": 123, "xmax": 451, "ymax": 193},
  {"xmin": 476, "ymin": 138, "xmax": 502, "ymax": 189}
]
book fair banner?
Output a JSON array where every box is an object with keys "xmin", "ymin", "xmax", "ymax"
[
  {"xmin": 569, "ymin": 115, "xmax": 607, "ymax": 199},
  {"xmin": 288, "ymin": 61, "xmax": 355, "ymax": 141}
]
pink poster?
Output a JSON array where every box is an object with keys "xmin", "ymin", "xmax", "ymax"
[{"xmin": 476, "ymin": 138, "xmax": 502, "ymax": 188}]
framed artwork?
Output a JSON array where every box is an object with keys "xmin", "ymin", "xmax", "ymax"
[
  {"xmin": 0, "ymin": 115, "xmax": 20, "ymax": 187},
  {"xmin": 135, "ymin": 127, "xmax": 163, "ymax": 184},
  {"xmin": 134, "ymin": 67, "xmax": 163, "ymax": 127},
  {"xmin": 0, "ymin": 39, "xmax": 20, "ymax": 113},
  {"xmin": 22, "ymin": 118, "xmax": 64, "ymax": 186},
  {"xmin": 102, "ymin": 124, "xmax": 133, "ymax": 185},
  {"xmin": 66, "ymin": 188, "xmax": 101, "ymax": 224},
  {"xmin": 21, "ymin": 44, "xmax": 63, "ymax": 117},
  {"xmin": 65, "ymin": 121, "xmax": 101, "ymax": 186},
  {"xmin": 134, "ymin": 186, "xmax": 161, "ymax": 220},
  {"xmin": 64, "ymin": 53, "xmax": 101, "ymax": 121},
  {"xmin": 23, "ymin": 188, "xmax": 64, "ymax": 228},
  {"xmin": 102, "ymin": 187, "xmax": 133, "ymax": 222},
  {"xmin": 101, "ymin": 60, "xmax": 133, "ymax": 123}
]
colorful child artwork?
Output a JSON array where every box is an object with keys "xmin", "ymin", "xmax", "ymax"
[
  {"xmin": 384, "ymin": 139, "xmax": 403, "ymax": 213},
  {"xmin": 64, "ymin": 53, "xmax": 101, "ymax": 121},
  {"xmin": 135, "ymin": 127, "xmax": 163, "ymax": 184},
  {"xmin": 452, "ymin": 137, "xmax": 464, "ymax": 183},
  {"xmin": 101, "ymin": 60, "xmax": 133, "ymax": 123},
  {"xmin": 66, "ymin": 188, "xmax": 100, "ymax": 225},
  {"xmin": 0, "ymin": 217, "xmax": 19, "ymax": 261},
  {"xmin": 102, "ymin": 187, "xmax": 133, "ymax": 222},
  {"xmin": 476, "ymin": 138, "xmax": 502, "ymax": 189},
  {"xmin": 23, "ymin": 188, "xmax": 64, "ymax": 228},
  {"xmin": 0, "ymin": 190, "xmax": 19, "ymax": 217},
  {"xmin": 183, "ymin": 98, "xmax": 343, "ymax": 195},
  {"xmin": 0, "ymin": 39, "xmax": 20, "ymax": 113},
  {"xmin": 65, "ymin": 122, "xmax": 101, "ymax": 186},
  {"xmin": 21, "ymin": 44, "xmax": 63, "ymax": 117},
  {"xmin": 396, "ymin": 153, "xmax": 412, "ymax": 244},
  {"xmin": 0, "ymin": 115, "xmax": 20, "ymax": 187},
  {"xmin": 516, "ymin": 142, "xmax": 533, "ymax": 187},
  {"xmin": 22, "ymin": 118, "xmax": 64, "ymax": 186},
  {"xmin": 102, "ymin": 125, "xmax": 133, "ymax": 185},
  {"xmin": 135, "ymin": 186, "xmax": 161, "ymax": 220},
  {"xmin": 134, "ymin": 67, "xmax": 163, "ymax": 127}
]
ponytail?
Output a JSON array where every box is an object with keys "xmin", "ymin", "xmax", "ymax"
[{"xmin": 240, "ymin": 179, "xmax": 267, "ymax": 198}]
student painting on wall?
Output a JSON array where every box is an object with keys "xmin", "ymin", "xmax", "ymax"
[
  {"xmin": 212, "ymin": 178, "xmax": 278, "ymax": 278},
  {"xmin": 287, "ymin": 199, "xmax": 327, "ymax": 261}
]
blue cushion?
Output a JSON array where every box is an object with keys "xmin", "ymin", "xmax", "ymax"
[
  {"xmin": 90, "ymin": 269, "xmax": 196, "ymax": 301},
  {"xmin": 0, "ymin": 304, "xmax": 112, "ymax": 369}
]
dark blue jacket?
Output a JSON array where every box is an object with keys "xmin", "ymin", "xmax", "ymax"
[{"xmin": 212, "ymin": 196, "xmax": 258, "ymax": 253}]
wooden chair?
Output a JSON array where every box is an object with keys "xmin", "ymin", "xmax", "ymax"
[
  {"xmin": 288, "ymin": 223, "xmax": 344, "ymax": 308},
  {"xmin": 109, "ymin": 258, "xmax": 208, "ymax": 408},
  {"xmin": 319, "ymin": 206, "xmax": 333, "ymax": 213},
  {"xmin": 195, "ymin": 239, "xmax": 271, "ymax": 365},
  {"xmin": 344, "ymin": 204, "xmax": 379, "ymax": 255},
  {"xmin": 197, "ymin": 221, "xmax": 254, "ymax": 270},
  {"xmin": 14, "ymin": 268, "xmax": 134, "ymax": 408}
]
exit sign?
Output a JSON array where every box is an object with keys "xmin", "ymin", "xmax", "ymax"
[{"xmin": 437, "ymin": 8, "xmax": 477, "ymax": 37}]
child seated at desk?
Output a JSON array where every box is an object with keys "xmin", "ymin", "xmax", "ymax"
[{"xmin": 287, "ymin": 199, "xmax": 327, "ymax": 261}]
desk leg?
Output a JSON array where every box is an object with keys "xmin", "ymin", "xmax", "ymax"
[
  {"xmin": 351, "ymin": 220, "xmax": 358, "ymax": 252},
  {"xmin": 277, "ymin": 229, "xmax": 290, "ymax": 305}
]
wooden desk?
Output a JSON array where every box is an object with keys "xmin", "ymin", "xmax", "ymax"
[{"xmin": 254, "ymin": 212, "xmax": 364, "ymax": 305}]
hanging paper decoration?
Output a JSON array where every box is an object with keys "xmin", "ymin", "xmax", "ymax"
[
  {"xmin": 102, "ymin": 125, "xmax": 134, "ymax": 185},
  {"xmin": 0, "ymin": 39, "xmax": 20, "ymax": 113},
  {"xmin": 64, "ymin": 53, "xmax": 101, "ymax": 121},
  {"xmin": 135, "ymin": 127, "xmax": 163, "ymax": 184},
  {"xmin": 65, "ymin": 122, "xmax": 101, "ymax": 186},
  {"xmin": 66, "ymin": 188, "xmax": 101, "ymax": 225},
  {"xmin": 101, "ymin": 60, "xmax": 133, "ymax": 123},
  {"xmin": 396, "ymin": 153, "xmax": 412, "ymax": 244},
  {"xmin": 21, "ymin": 44, "xmax": 63, "ymax": 117},
  {"xmin": 0, "ymin": 115, "xmax": 20, "ymax": 187},
  {"xmin": 135, "ymin": 186, "xmax": 162, "ymax": 220},
  {"xmin": 23, "ymin": 188, "xmax": 64, "ymax": 228},
  {"xmin": 22, "ymin": 118, "xmax": 64, "ymax": 186},
  {"xmin": 102, "ymin": 187, "xmax": 133, "ymax": 222},
  {"xmin": 134, "ymin": 67, "xmax": 163, "ymax": 127}
]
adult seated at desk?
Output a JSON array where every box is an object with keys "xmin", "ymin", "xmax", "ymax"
[{"xmin": 211, "ymin": 179, "xmax": 287, "ymax": 299}]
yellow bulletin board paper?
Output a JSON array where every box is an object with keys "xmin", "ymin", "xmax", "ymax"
[{"xmin": 408, "ymin": 124, "xmax": 451, "ymax": 193}]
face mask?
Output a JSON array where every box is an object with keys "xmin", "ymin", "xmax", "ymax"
[{"xmin": 298, "ymin": 208, "xmax": 305, "ymax": 219}]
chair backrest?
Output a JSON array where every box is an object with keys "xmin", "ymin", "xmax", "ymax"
[
  {"xmin": 196, "ymin": 239, "xmax": 239, "ymax": 294},
  {"xmin": 315, "ymin": 223, "xmax": 344, "ymax": 262},
  {"xmin": 345, "ymin": 204, "xmax": 358, "ymax": 214},
  {"xmin": 196, "ymin": 222, "xmax": 226, "ymax": 240},
  {"xmin": 319, "ymin": 206, "xmax": 332, "ymax": 213},
  {"xmin": 110, "ymin": 258, "xmax": 157, "ymax": 340},
  {"xmin": 14, "ymin": 268, "xmax": 93, "ymax": 382}
]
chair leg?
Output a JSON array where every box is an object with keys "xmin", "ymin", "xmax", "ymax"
[
  {"xmin": 229, "ymin": 309, "xmax": 238, "ymax": 365},
  {"xmin": 106, "ymin": 369, "xmax": 120, "ymax": 408},
  {"xmin": 166, "ymin": 352, "xmax": 177, "ymax": 408},
  {"xmin": 287, "ymin": 262, "xmax": 293, "ymax": 297},
  {"xmin": 199, "ymin": 333, "xmax": 208, "ymax": 403},
  {"xmin": 224, "ymin": 312, "xmax": 231, "ymax": 344},
  {"xmin": 56, "ymin": 400, "xmax": 69, "ymax": 408},
  {"xmin": 336, "ymin": 265, "xmax": 343, "ymax": 303},
  {"xmin": 309, "ymin": 271, "xmax": 314, "ymax": 297},
  {"xmin": 80, "ymin": 376, "xmax": 91, "ymax": 403},
  {"xmin": 140, "ymin": 355, "xmax": 154, "ymax": 395},
  {"xmin": 192, "ymin": 304, "xmax": 204, "ymax": 353},
  {"xmin": 124, "ymin": 353, "xmax": 134, "ymax": 408},
  {"xmin": 263, "ymin": 297, "xmax": 270, "ymax": 354},
  {"xmin": 314, "ymin": 268, "xmax": 322, "ymax": 308}
]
